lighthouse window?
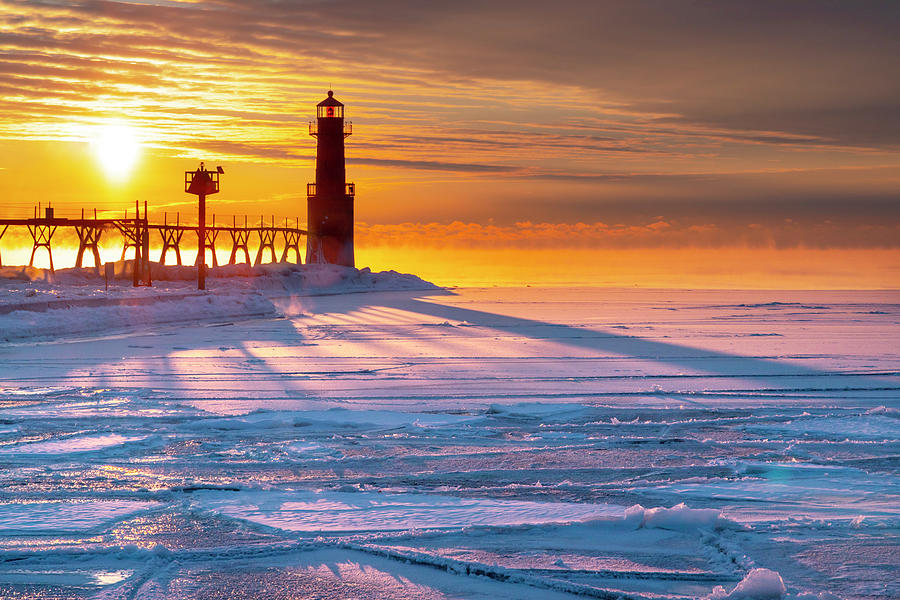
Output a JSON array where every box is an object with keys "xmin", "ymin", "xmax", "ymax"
[{"xmin": 317, "ymin": 105, "xmax": 344, "ymax": 118}]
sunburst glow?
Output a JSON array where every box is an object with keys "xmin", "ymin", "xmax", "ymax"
[{"xmin": 92, "ymin": 123, "xmax": 140, "ymax": 180}]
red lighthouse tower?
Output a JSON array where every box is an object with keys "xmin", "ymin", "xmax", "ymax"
[{"xmin": 307, "ymin": 91, "xmax": 355, "ymax": 266}]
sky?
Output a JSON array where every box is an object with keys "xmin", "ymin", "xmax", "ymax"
[{"xmin": 0, "ymin": 0, "xmax": 898, "ymax": 286}]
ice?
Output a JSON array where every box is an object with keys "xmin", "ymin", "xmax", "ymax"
[
  {"xmin": 158, "ymin": 547, "xmax": 581, "ymax": 599},
  {"xmin": 0, "ymin": 284, "xmax": 897, "ymax": 599},
  {"xmin": 744, "ymin": 414, "xmax": 899, "ymax": 441},
  {"xmin": 192, "ymin": 408, "xmax": 474, "ymax": 431},
  {"xmin": 197, "ymin": 492, "xmax": 622, "ymax": 532},
  {"xmin": 708, "ymin": 568, "xmax": 786, "ymax": 599},
  {"xmin": 196, "ymin": 489, "xmax": 624, "ymax": 532},
  {"xmin": 0, "ymin": 500, "xmax": 158, "ymax": 533},
  {"xmin": 0, "ymin": 433, "xmax": 147, "ymax": 455},
  {"xmin": 486, "ymin": 402, "xmax": 594, "ymax": 421},
  {"xmin": 0, "ymin": 263, "xmax": 438, "ymax": 342},
  {"xmin": 624, "ymin": 502, "xmax": 735, "ymax": 532},
  {"xmin": 640, "ymin": 461, "xmax": 900, "ymax": 523}
]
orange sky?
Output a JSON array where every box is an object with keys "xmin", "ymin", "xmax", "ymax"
[{"xmin": 0, "ymin": 1, "xmax": 898, "ymax": 286}]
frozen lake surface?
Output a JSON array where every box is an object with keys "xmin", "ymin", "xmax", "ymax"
[{"xmin": 0, "ymin": 282, "xmax": 897, "ymax": 599}]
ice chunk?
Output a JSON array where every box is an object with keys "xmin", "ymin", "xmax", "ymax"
[
  {"xmin": 707, "ymin": 568, "xmax": 785, "ymax": 599},
  {"xmin": 624, "ymin": 502, "xmax": 734, "ymax": 531}
]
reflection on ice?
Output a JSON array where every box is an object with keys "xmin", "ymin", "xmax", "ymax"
[
  {"xmin": 0, "ymin": 500, "xmax": 158, "ymax": 533},
  {"xmin": 196, "ymin": 489, "xmax": 624, "ymax": 532},
  {"xmin": 91, "ymin": 569, "xmax": 133, "ymax": 585},
  {"xmin": 0, "ymin": 433, "xmax": 147, "ymax": 455}
]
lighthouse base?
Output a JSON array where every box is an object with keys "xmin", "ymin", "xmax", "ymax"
[
  {"xmin": 306, "ymin": 234, "xmax": 355, "ymax": 267},
  {"xmin": 306, "ymin": 193, "xmax": 354, "ymax": 267}
]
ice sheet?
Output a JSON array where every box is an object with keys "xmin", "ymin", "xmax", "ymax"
[
  {"xmin": 0, "ymin": 500, "xmax": 158, "ymax": 533},
  {"xmin": 197, "ymin": 490, "xmax": 624, "ymax": 532},
  {"xmin": 0, "ymin": 285, "xmax": 897, "ymax": 599},
  {"xmin": 0, "ymin": 433, "xmax": 147, "ymax": 455}
]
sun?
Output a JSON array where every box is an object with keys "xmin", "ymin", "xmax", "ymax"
[{"xmin": 92, "ymin": 122, "xmax": 140, "ymax": 180}]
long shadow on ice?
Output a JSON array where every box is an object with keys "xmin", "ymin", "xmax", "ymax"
[
  {"xmin": 292, "ymin": 289, "xmax": 896, "ymax": 394},
  {"xmin": 2, "ymin": 287, "xmax": 893, "ymax": 401}
]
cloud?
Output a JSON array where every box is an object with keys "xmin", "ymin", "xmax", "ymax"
[
  {"xmin": 0, "ymin": 0, "xmax": 897, "ymax": 232},
  {"xmin": 350, "ymin": 157, "xmax": 517, "ymax": 173},
  {"xmin": 356, "ymin": 220, "xmax": 900, "ymax": 250},
  {"xmin": 3, "ymin": 0, "xmax": 897, "ymax": 148}
]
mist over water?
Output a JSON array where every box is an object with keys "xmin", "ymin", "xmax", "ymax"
[{"xmin": 360, "ymin": 246, "xmax": 900, "ymax": 289}]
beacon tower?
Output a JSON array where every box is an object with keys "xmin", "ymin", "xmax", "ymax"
[{"xmin": 307, "ymin": 91, "xmax": 355, "ymax": 266}]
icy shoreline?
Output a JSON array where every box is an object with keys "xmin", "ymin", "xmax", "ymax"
[{"xmin": 0, "ymin": 262, "xmax": 439, "ymax": 341}]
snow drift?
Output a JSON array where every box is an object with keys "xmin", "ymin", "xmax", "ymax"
[{"xmin": 0, "ymin": 263, "xmax": 439, "ymax": 341}]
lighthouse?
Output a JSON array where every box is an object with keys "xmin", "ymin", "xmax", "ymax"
[{"xmin": 307, "ymin": 91, "xmax": 355, "ymax": 266}]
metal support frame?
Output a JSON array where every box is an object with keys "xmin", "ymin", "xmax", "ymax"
[
  {"xmin": 159, "ymin": 212, "xmax": 184, "ymax": 266},
  {"xmin": 159, "ymin": 226, "xmax": 184, "ymax": 266},
  {"xmin": 113, "ymin": 201, "xmax": 151, "ymax": 286},
  {"xmin": 194, "ymin": 224, "xmax": 219, "ymax": 268},
  {"xmin": 228, "ymin": 216, "xmax": 251, "ymax": 265},
  {"xmin": 254, "ymin": 216, "xmax": 278, "ymax": 265},
  {"xmin": 281, "ymin": 218, "xmax": 302, "ymax": 264},
  {"xmin": 119, "ymin": 222, "xmax": 140, "ymax": 262},
  {"xmin": 74, "ymin": 224, "xmax": 102, "ymax": 269},
  {"xmin": 27, "ymin": 223, "xmax": 57, "ymax": 271}
]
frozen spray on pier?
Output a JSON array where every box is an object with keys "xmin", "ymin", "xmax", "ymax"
[{"xmin": 307, "ymin": 91, "xmax": 355, "ymax": 266}]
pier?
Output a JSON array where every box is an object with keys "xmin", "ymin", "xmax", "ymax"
[{"xmin": 0, "ymin": 202, "xmax": 307, "ymax": 286}]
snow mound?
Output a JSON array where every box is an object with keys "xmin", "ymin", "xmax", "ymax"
[
  {"xmin": 624, "ymin": 502, "xmax": 736, "ymax": 531},
  {"xmin": 706, "ymin": 569, "xmax": 842, "ymax": 600},
  {"xmin": 707, "ymin": 568, "xmax": 786, "ymax": 599},
  {"xmin": 865, "ymin": 405, "xmax": 899, "ymax": 416},
  {"xmin": 2, "ymin": 261, "xmax": 439, "ymax": 291},
  {"xmin": 201, "ymin": 263, "xmax": 439, "ymax": 294}
]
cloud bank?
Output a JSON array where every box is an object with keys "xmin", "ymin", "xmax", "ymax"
[
  {"xmin": 0, "ymin": 0, "xmax": 897, "ymax": 239},
  {"xmin": 357, "ymin": 220, "xmax": 900, "ymax": 250}
]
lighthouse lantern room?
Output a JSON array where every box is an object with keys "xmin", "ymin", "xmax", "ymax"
[{"xmin": 317, "ymin": 93, "xmax": 344, "ymax": 119}]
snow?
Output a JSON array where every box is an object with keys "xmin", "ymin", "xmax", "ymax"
[
  {"xmin": 0, "ymin": 262, "xmax": 438, "ymax": 341},
  {"xmin": 708, "ymin": 568, "xmax": 786, "ymax": 599},
  {"xmin": 196, "ymin": 489, "xmax": 623, "ymax": 532},
  {"xmin": 743, "ymin": 414, "xmax": 900, "ymax": 440},
  {"xmin": 0, "ymin": 278, "xmax": 897, "ymax": 599},
  {"xmin": 190, "ymin": 408, "xmax": 474, "ymax": 431},
  {"xmin": 0, "ymin": 500, "xmax": 158, "ymax": 533},
  {"xmin": 624, "ymin": 502, "xmax": 736, "ymax": 532},
  {"xmin": 0, "ymin": 433, "xmax": 147, "ymax": 455}
]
